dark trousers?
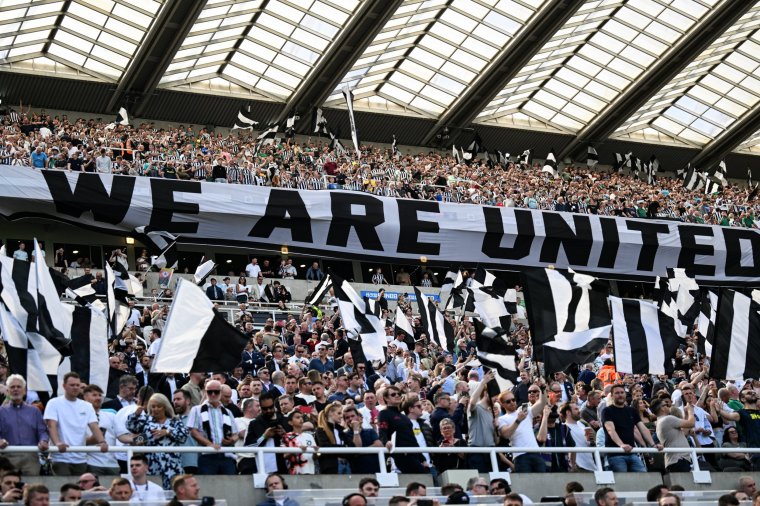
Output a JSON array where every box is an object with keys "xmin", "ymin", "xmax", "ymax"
[
  {"xmin": 395, "ymin": 455, "xmax": 427, "ymax": 474},
  {"xmin": 666, "ymin": 459, "xmax": 692, "ymax": 473},
  {"xmin": 514, "ymin": 453, "xmax": 546, "ymax": 473},
  {"xmin": 198, "ymin": 454, "xmax": 237, "ymax": 475},
  {"xmin": 467, "ymin": 453, "xmax": 492, "ymax": 473}
]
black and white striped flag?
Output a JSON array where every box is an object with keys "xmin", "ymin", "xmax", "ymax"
[
  {"xmin": 414, "ymin": 287, "xmax": 454, "ymax": 352},
  {"xmin": 105, "ymin": 263, "xmax": 130, "ymax": 339},
  {"xmin": 193, "ymin": 257, "xmax": 216, "ymax": 286},
  {"xmin": 522, "ymin": 267, "xmax": 611, "ymax": 370},
  {"xmin": 285, "ymin": 110, "xmax": 299, "ymax": 140},
  {"xmin": 58, "ymin": 305, "xmax": 110, "ymax": 390},
  {"xmin": 152, "ymin": 278, "xmax": 250, "ymax": 373},
  {"xmin": 330, "ymin": 272, "xmax": 386, "ymax": 362},
  {"xmin": 613, "ymin": 153, "xmax": 624, "ymax": 173},
  {"xmin": 748, "ymin": 167, "xmax": 753, "ymax": 189},
  {"xmin": 710, "ymin": 289, "xmax": 760, "ymax": 381},
  {"xmin": 696, "ymin": 289, "xmax": 718, "ymax": 357},
  {"xmin": 232, "ymin": 105, "xmax": 258, "ymax": 130},
  {"xmin": 49, "ymin": 268, "xmax": 96, "ymax": 306},
  {"xmin": 471, "ymin": 285, "xmax": 516, "ymax": 330},
  {"xmin": 134, "ymin": 227, "xmax": 178, "ymax": 270},
  {"xmin": 7, "ymin": 110, "xmax": 21, "ymax": 124},
  {"xmin": 497, "ymin": 151, "xmax": 510, "ymax": 165},
  {"xmin": 394, "ymin": 306, "xmax": 415, "ymax": 350},
  {"xmin": 329, "ymin": 130, "xmax": 348, "ymax": 156},
  {"xmin": 106, "ymin": 107, "xmax": 130, "ymax": 130},
  {"xmin": 391, "ymin": 134, "xmax": 399, "ymax": 159},
  {"xmin": 452, "ymin": 145, "xmax": 462, "ymax": 164},
  {"xmin": 676, "ymin": 163, "xmax": 688, "ymax": 180},
  {"xmin": 542, "ymin": 150, "xmax": 558, "ymax": 178},
  {"xmin": 32, "ymin": 240, "xmax": 72, "ymax": 354},
  {"xmin": 341, "ymin": 87, "xmax": 361, "ymax": 160},
  {"xmin": 518, "ymin": 149, "xmax": 531, "ymax": 167},
  {"xmin": 0, "ymin": 302, "xmax": 56, "ymax": 393},
  {"xmin": 313, "ymin": 108, "xmax": 329, "ymax": 135},
  {"xmin": 654, "ymin": 267, "xmax": 701, "ymax": 338},
  {"xmin": 466, "ymin": 133, "xmax": 482, "ymax": 163},
  {"xmin": 587, "ymin": 145, "xmax": 598, "ymax": 169},
  {"xmin": 254, "ymin": 123, "xmax": 280, "ymax": 154},
  {"xmin": 474, "ymin": 319, "xmax": 517, "ymax": 389},
  {"xmin": 305, "ymin": 273, "xmax": 333, "ymax": 306},
  {"xmin": 610, "ymin": 296, "xmax": 681, "ymax": 375},
  {"xmin": 684, "ymin": 165, "xmax": 705, "ymax": 191},
  {"xmin": 646, "ymin": 155, "xmax": 659, "ymax": 185}
]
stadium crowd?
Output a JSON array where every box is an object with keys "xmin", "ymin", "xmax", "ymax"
[
  {"xmin": 1, "ymin": 109, "xmax": 759, "ymax": 228},
  {"xmin": 2, "ymin": 110, "xmax": 760, "ymax": 505}
]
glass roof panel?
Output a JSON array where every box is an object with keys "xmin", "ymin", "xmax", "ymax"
[
  {"xmin": 616, "ymin": 1, "xmax": 760, "ymax": 148},
  {"xmin": 0, "ymin": 0, "xmax": 162, "ymax": 80},
  {"xmin": 478, "ymin": 0, "xmax": 711, "ymax": 130},
  {"xmin": 160, "ymin": 0, "xmax": 361, "ymax": 99},
  {"xmin": 330, "ymin": 0, "xmax": 549, "ymax": 116}
]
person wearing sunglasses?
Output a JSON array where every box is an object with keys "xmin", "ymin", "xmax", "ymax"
[{"xmin": 187, "ymin": 380, "xmax": 240, "ymax": 475}]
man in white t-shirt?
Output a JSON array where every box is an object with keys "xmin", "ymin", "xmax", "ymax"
[
  {"xmin": 498, "ymin": 385, "xmax": 546, "ymax": 473},
  {"xmin": 245, "ymin": 258, "xmax": 261, "ymax": 278},
  {"xmin": 44, "ymin": 372, "xmax": 108, "ymax": 476},
  {"xmin": 83, "ymin": 384, "xmax": 119, "ymax": 475},
  {"xmin": 561, "ymin": 402, "xmax": 597, "ymax": 472},
  {"xmin": 128, "ymin": 454, "xmax": 165, "ymax": 502}
]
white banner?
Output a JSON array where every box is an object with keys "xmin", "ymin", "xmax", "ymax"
[{"xmin": 0, "ymin": 166, "xmax": 757, "ymax": 283}]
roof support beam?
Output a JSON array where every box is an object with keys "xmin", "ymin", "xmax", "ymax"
[
  {"xmin": 276, "ymin": 0, "xmax": 404, "ymax": 129},
  {"xmin": 689, "ymin": 106, "xmax": 760, "ymax": 172},
  {"xmin": 107, "ymin": 0, "xmax": 206, "ymax": 116},
  {"xmin": 419, "ymin": 0, "xmax": 586, "ymax": 147},
  {"xmin": 558, "ymin": 0, "xmax": 753, "ymax": 162}
]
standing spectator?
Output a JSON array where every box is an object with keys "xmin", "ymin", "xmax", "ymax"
[
  {"xmin": 467, "ymin": 369, "xmax": 496, "ymax": 472},
  {"xmin": 244, "ymin": 393, "xmax": 288, "ymax": 474},
  {"xmin": 245, "ymin": 258, "xmax": 262, "ymax": 278},
  {"xmin": 602, "ymin": 384, "xmax": 661, "ymax": 472},
  {"xmin": 206, "ymin": 278, "xmax": 224, "ymax": 300},
  {"xmin": 12, "ymin": 242, "xmax": 28, "ymax": 262},
  {"xmin": 433, "ymin": 418, "xmax": 466, "ymax": 473},
  {"xmin": 187, "ymin": 380, "xmax": 239, "ymax": 475},
  {"xmin": 281, "ymin": 410, "xmax": 317, "ymax": 475},
  {"xmin": 315, "ymin": 402, "xmax": 349, "ymax": 474},
  {"xmin": 0, "ymin": 375, "xmax": 49, "ymax": 475},
  {"xmin": 561, "ymin": 402, "xmax": 597, "ymax": 472},
  {"xmin": 305, "ymin": 261, "xmax": 324, "ymax": 281},
  {"xmin": 126, "ymin": 393, "xmax": 189, "ymax": 489},
  {"xmin": 652, "ymin": 396, "xmax": 694, "ymax": 472},
  {"xmin": 95, "ymin": 148, "xmax": 111, "ymax": 174},
  {"xmin": 371, "ymin": 268, "xmax": 386, "ymax": 285},
  {"xmin": 342, "ymin": 405, "xmax": 382, "ymax": 474},
  {"xmin": 30, "ymin": 146, "xmax": 47, "ymax": 168},
  {"xmin": 378, "ymin": 386, "xmax": 426, "ymax": 473},
  {"xmin": 498, "ymin": 386, "xmax": 547, "ymax": 473},
  {"xmin": 82, "ymin": 384, "xmax": 120, "ymax": 476},
  {"xmin": 44, "ymin": 372, "xmax": 108, "ymax": 476},
  {"xmin": 429, "ymin": 391, "xmax": 465, "ymax": 443},
  {"xmin": 172, "ymin": 390, "xmax": 199, "ymax": 474},
  {"xmin": 719, "ymin": 389, "xmax": 760, "ymax": 470}
]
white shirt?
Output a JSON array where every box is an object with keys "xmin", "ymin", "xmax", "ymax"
[
  {"xmin": 43, "ymin": 397, "xmax": 98, "ymax": 463},
  {"xmin": 497, "ymin": 410, "xmax": 539, "ymax": 457},
  {"xmin": 87, "ymin": 409, "xmax": 119, "ymax": 469},
  {"xmin": 245, "ymin": 263, "xmax": 262, "ymax": 278},
  {"xmin": 129, "ymin": 479, "xmax": 165, "ymax": 503},
  {"xmin": 565, "ymin": 420, "xmax": 596, "ymax": 471}
]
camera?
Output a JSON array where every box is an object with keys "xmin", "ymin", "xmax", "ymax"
[
  {"xmin": 200, "ymin": 497, "xmax": 215, "ymax": 506},
  {"xmin": 133, "ymin": 435, "xmax": 146, "ymax": 446}
]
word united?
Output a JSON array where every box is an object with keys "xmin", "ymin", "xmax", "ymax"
[{"xmin": 1, "ymin": 167, "xmax": 758, "ymax": 283}]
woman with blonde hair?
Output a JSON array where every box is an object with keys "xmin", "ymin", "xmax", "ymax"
[
  {"xmin": 126, "ymin": 393, "xmax": 188, "ymax": 489},
  {"xmin": 314, "ymin": 402, "xmax": 348, "ymax": 474}
]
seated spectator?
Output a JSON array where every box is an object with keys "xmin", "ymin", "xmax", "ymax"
[
  {"xmin": 59, "ymin": 483, "xmax": 82, "ymax": 503},
  {"xmin": 1, "ymin": 470, "xmax": 24, "ymax": 503},
  {"xmin": 358, "ymin": 478, "xmax": 379, "ymax": 498},
  {"xmin": 22, "ymin": 484, "xmax": 49, "ymax": 506},
  {"xmin": 594, "ymin": 487, "xmax": 618, "ymax": 506},
  {"xmin": 168, "ymin": 474, "xmax": 201, "ymax": 506},
  {"xmin": 256, "ymin": 473, "xmax": 299, "ymax": 506},
  {"xmin": 108, "ymin": 478, "xmax": 133, "ymax": 502}
]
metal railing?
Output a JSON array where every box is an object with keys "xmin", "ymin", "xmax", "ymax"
[{"xmin": 5, "ymin": 444, "xmax": 756, "ymax": 485}]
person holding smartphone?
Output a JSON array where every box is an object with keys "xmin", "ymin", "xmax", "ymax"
[{"xmin": 497, "ymin": 380, "xmax": 547, "ymax": 473}]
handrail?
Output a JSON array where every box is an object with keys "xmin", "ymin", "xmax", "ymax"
[{"xmin": 3, "ymin": 445, "xmax": 750, "ymax": 485}]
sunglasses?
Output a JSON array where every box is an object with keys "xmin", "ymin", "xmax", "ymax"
[
  {"xmin": 387, "ymin": 392, "xmax": 400, "ymax": 397},
  {"xmin": 206, "ymin": 390, "xmax": 220, "ymax": 395},
  {"xmin": 503, "ymin": 399, "xmax": 516, "ymax": 403}
]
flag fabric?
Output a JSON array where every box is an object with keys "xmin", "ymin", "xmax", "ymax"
[
  {"xmin": 587, "ymin": 146, "xmax": 598, "ymax": 169},
  {"xmin": 341, "ymin": 87, "xmax": 361, "ymax": 160},
  {"xmin": 471, "ymin": 285, "xmax": 515, "ymax": 330},
  {"xmin": 193, "ymin": 258, "xmax": 216, "ymax": 286},
  {"xmin": 696, "ymin": 290, "xmax": 718, "ymax": 357},
  {"xmin": 518, "ymin": 149, "xmax": 531, "ymax": 167},
  {"xmin": 394, "ymin": 307, "xmax": 415, "ymax": 350},
  {"xmin": 452, "ymin": 145, "xmax": 462, "ymax": 164},
  {"xmin": 677, "ymin": 163, "xmax": 688, "ymax": 180},
  {"xmin": 610, "ymin": 296, "xmax": 681, "ymax": 375},
  {"xmin": 466, "ymin": 133, "xmax": 482, "ymax": 162},
  {"xmin": 654, "ymin": 268, "xmax": 701, "ymax": 338},
  {"xmin": 49, "ymin": 269, "xmax": 95, "ymax": 306},
  {"xmin": 414, "ymin": 287, "xmax": 454, "ymax": 352},
  {"xmin": 106, "ymin": 107, "xmax": 129, "ymax": 129},
  {"xmin": 613, "ymin": 153, "xmax": 624, "ymax": 173},
  {"xmin": 705, "ymin": 178, "xmax": 722, "ymax": 195},
  {"xmin": 330, "ymin": 273, "xmax": 386, "ymax": 362},
  {"xmin": 58, "ymin": 305, "xmax": 109, "ymax": 389},
  {"xmin": 522, "ymin": 267, "xmax": 612, "ymax": 362},
  {"xmin": 709, "ymin": 289, "xmax": 760, "ymax": 381},
  {"xmin": 646, "ymin": 155, "xmax": 659, "ymax": 185},
  {"xmin": 285, "ymin": 110, "xmax": 299, "ymax": 140},
  {"xmin": 440, "ymin": 269, "xmax": 459, "ymax": 295},
  {"xmin": 329, "ymin": 130, "xmax": 347, "ymax": 156},
  {"xmin": 542, "ymin": 150, "xmax": 558, "ymax": 178},
  {"xmin": 313, "ymin": 108, "xmax": 329, "ymax": 135},
  {"xmin": 750, "ymin": 184, "xmax": 759, "ymax": 202},
  {"xmin": 347, "ymin": 335, "xmax": 368, "ymax": 368},
  {"xmin": 748, "ymin": 167, "xmax": 753, "ymax": 189},
  {"xmin": 0, "ymin": 302, "xmax": 54, "ymax": 393},
  {"xmin": 32, "ymin": 240, "xmax": 72, "ymax": 354},
  {"xmin": 305, "ymin": 273, "xmax": 333, "ymax": 306},
  {"xmin": 444, "ymin": 270, "xmax": 470, "ymax": 311},
  {"xmin": 134, "ymin": 227, "xmax": 178, "ymax": 270},
  {"xmin": 152, "ymin": 278, "xmax": 250, "ymax": 373},
  {"xmin": 474, "ymin": 319, "xmax": 518, "ymax": 388},
  {"xmin": 105, "ymin": 263, "xmax": 130, "ymax": 340},
  {"xmin": 497, "ymin": 151, "xmax": 510, "ymax": 166},
  {"xmin": 391, "ymin": 134, "xmax": 399, "ymax": 159},
  {"xmin": 684, "ymin": 165, "xmax": 705, "ymax": 191},
  {"xmin": 232, "ymin": 105, "xmax": 258, "ymax": 130},
  {"xmin": 254, "ymin": 123, "xmax": 280, "ymax": 154}
]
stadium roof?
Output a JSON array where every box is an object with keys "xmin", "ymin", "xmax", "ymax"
[{"xmin": 1, "ymin": 0, "xmax": 760, "ymax": 172}]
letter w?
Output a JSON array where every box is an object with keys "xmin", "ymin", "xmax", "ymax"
[{"xmin": 42, "ymin": 172, "xmax": 135, "ymax": 225}]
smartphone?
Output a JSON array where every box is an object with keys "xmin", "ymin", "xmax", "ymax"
[
  {"xmin": 417, "ymin": 500, "xmax": 433, "ymax": 506},
  {"xmin": 521, "ymin": 403, "xmax": 529, "ymax": 413}
]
